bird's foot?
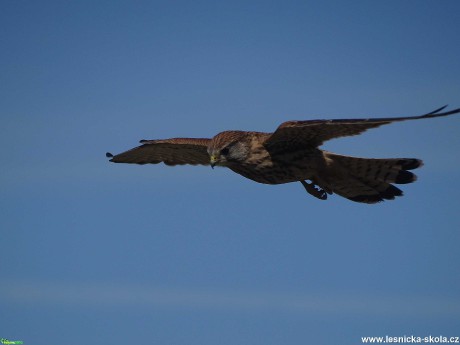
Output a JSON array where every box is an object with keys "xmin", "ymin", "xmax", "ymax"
[{"xmin": 300, "ymin": 180, "xmax": 328, "ymax": 200}]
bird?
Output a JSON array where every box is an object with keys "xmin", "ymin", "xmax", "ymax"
[{"xmin": 106, "ymin": 105, "xmax": 460, "ymax": 204}]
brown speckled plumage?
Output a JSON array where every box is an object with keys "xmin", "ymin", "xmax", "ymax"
[{"xmin": 107, "ymin": 105, "xmax": 459, "ymax": 203}]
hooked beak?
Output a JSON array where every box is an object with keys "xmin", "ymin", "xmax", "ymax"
[{"xmin": 210, "ymin": 155, "xmax": 218, "ymax": 169}]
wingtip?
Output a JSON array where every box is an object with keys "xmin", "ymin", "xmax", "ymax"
[
  {"xmin": 443, "ymin": 106, "xmax": 460, "ymax": 116},
  {"xmin": 421, "ymin": 104, "xmax": 460, "ymax": 118},
  {"xmin": 429, "ymin": 105, "xmax": 448, "ymax": 114}
]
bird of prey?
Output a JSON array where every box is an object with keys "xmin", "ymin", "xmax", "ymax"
[{"xmin": 106, "ymin": 105, "xmax": 460, "ymax": 203}]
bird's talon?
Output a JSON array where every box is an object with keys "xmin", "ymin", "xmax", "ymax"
[{"xmin": 301, "ymin": 180, "xmax": 328, "ymax": 200}]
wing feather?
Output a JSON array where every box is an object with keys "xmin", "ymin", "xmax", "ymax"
[
  {"xmin": 265, "ymin": 105, "xmax": 460, "ymax": 149},
  {"xmin": 107, "ymin": 138, "xmax": 211, "ymax": 166}
]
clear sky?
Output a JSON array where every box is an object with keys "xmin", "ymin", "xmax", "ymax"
[{"xmin": 1, "ymin": 1, "xmax": 460, "ymax": 344}]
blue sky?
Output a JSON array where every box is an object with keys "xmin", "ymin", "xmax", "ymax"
[{"xmin": 1, "ymin": 1, "xmax": 460, "ymax": 344}]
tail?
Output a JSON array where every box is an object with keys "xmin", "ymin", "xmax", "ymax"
[{"xmin": 318, "ymin": 152, "xmax": 423, "ymax": 203}]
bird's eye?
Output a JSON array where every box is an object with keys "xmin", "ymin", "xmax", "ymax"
[{"xmin": 221, "ymin": 147, "xmax": 230, "ymax": 155}]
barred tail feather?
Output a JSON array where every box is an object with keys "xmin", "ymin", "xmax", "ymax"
[{"xmin": 322, "ymin": 152, "xmax": 423, "ymax": 203}]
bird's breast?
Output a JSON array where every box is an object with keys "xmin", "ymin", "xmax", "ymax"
[{"xmin": 227, "ymin": 147, "xmax": 320, "ymax": 185}]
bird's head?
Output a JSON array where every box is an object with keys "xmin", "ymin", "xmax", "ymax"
[{"xmin": 208, "ymin": 131, "xmax": 251, "ymax": 168}]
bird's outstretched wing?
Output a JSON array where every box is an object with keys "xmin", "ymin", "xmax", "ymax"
[
  {"xmin": 106, "ymin": 138, "xmax": 211, "ymax": 166},
  {"xmin": 265, "ymin": 105, "xmax": 460, "ymax": 149}
]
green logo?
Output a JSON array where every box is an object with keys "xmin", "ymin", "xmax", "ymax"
[{"xmin": 1, "ymin": 339, "xmax": 23, "ymax": 345}]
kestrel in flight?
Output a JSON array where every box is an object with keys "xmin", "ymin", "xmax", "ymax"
[{"xmin": 106, "ymin": 105, "xmax": 460, "ymax": 203}]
